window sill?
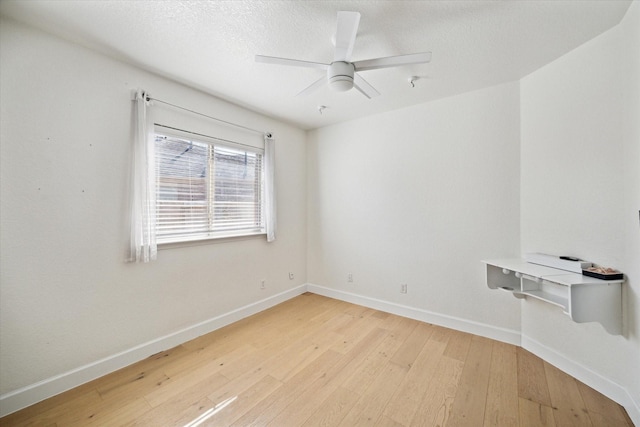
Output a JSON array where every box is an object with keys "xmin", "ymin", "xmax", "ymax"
[{"xmin": 158, "ymin": 231, "xmax": 267, "ymax": 250}]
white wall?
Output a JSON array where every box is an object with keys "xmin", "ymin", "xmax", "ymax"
[
  {"xmin": 307, "ymin": 81, "xmax": 522, "ymax": 334},
  {"xmin": 0, "ymin": 16, "xmax": 307, "ymax": 399},
  {"xmin": 520, "ymin": 0, "xmax": 639, "ymax": 413}
]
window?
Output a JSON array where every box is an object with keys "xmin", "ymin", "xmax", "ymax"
[
  {"xmin": 155, "ymin": 132, "xmax": 265, "ymax": 243},
  {"xmin": 128, "ymin": 91, "xmax": 275, "ymax": 263}
]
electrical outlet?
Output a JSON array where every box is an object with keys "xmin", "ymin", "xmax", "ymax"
[
  {"xmin": 400, "ymin": 284, "xmax": 408, "ymax": 294},
  {"xmin": 347, "ymin": 273, "xmax": 353, "ymax": 283},
  {"xmin": 261, "ymin": 280, "xmax": 266, "ymax": 289},
  {"xmin": 289, "ymin": 272, "xmax": 294, "ymax": 280}
]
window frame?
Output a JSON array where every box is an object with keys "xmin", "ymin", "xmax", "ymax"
[{"xmin": 153, "ymin": 125, "xmax": 267, "ymax": 246}]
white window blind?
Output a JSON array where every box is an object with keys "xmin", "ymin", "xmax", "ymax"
[{"xmin": 155, "ymin": 133, "xmax": 264, "ymax": 243}]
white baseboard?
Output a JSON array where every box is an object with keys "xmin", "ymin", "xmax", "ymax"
[
  {"xmin": 306, "ymin": 283, "xmax": 521, "ymax": 346},
  {"xmin": 0, "ymin": 285, "xmax": 307, "ymax": 418},
  {"xmin": 522, "ymin": 335, "xmax": 640, "ymax": 426}
]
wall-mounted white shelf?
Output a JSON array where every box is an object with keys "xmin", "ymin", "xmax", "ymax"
[{"xmin": 483, "ymin": 259, "xmax": 623, "ymax": 335}]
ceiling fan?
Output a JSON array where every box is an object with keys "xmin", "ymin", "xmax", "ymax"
[{"xmin": 255, "ymin": 11, "xmax": 431, "ymax": 99}]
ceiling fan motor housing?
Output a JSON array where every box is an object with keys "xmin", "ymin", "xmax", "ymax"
[
  {"xmin": 255, "ymin": 11, "xmax": 430, "ymax": 98},
  {"xmin": 328, "ymin": 61, "xmax": 355, "ymax": 91}
]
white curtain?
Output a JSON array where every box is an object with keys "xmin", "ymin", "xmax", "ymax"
[
  {"xmin": 128, "ymin": 90, "xmax": 157, "ymax": 262},
  {"xmin": 264, "ymin": 135, "xmax": 277, "ymax": 242}
]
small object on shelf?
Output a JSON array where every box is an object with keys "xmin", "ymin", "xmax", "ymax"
[{"xmin": 582, "ymin": 267, "xmax": 623, "ymax": 281}]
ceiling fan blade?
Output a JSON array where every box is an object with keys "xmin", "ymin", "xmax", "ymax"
[
  {"xmin": 255, "ymin": 55, "xmax": 329, "ymax": 70},
  {"xmin": 353, "ymin": 73, "xmax": 380, "ymax": 99},
  {"xmin": 353, "ymin": 52, "xmax": 432, "ymax": 72},
  {"xmin": 333, "ymin": 11, "xmax": 360, "ymax": 62},
  {"xmin": 296, "ymin": 76, "xmax": 326, "ymax": 97}
]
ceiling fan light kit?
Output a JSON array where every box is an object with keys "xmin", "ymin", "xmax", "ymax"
[
  {"xmin": 256, "ymin": 11, "xmax": 431, "ymax": 99},
  {"xmin": 328, "ymin": 62, "xmax": 355, "ymax": 92}
]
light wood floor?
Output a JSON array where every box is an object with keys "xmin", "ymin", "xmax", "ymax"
[{"xmin": 1, "ymin": 293, "xmax": 634, "ymax": 427}]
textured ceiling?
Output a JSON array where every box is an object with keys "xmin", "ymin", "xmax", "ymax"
[{"xmin": 0, "ymin": 0, "xmax": 632, "ymax": 130}]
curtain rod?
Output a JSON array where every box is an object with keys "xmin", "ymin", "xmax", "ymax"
[
  {"xmin": 155, "ymin": 124, "xmax": 262, "ymax": 151},
  {"xmin": 144, "ymin": 93, "xmax": 272, "ymax": 138}
]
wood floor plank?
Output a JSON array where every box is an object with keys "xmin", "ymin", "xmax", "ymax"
[
  {"xmin": 306, "ymin": 297, "xmax": 353, "ymax": 325},
  {"xmin": 330, "ymin": 309, "xmax": 385, "ymax": 354},
  {"xmin": 94, "ymin": 345, "xmax": 189, "ymax": 400},
  {"xmin": 341, "ymin": 303, "xmax": 377, "ymax": 319},
  {"xmin": 227, "ymin": 349, "xmax": 344, "ymax": 427},
  {"xmin": 375, "ymin": 415, "xmax": 405, "ymax": 427},
  {"xmin": 517, "ymin": 346, "xmax": 552, "ymax": 406},
  {"xmin": 375, "ymin": 311, "xmax": 404, "ymax": 331},
  {"xmin": 371, "ymin": 310, "xmax": 391, "ymax": 320},
  {"xmin": 126, "ymin": 373, "xmax": 231, "ymax": 426},
  {"xmin": 519, "ymin": 397, "xmax": 557, "ymax": 427},
  {"xmin": 443, "ymin": 329, "xmax": 473, "ymax": 361},
  {"xmin": 210, "ymin": 331, "xmax": 331, "ymax": 403},
  {"xmin": 143, "ymin": 349, "xmax": 244, "ymax": 408},
  {"xmin": 483, "ymin": 341, "xmax": 519, "ymax": 426},
  {"xmin": 382, "ymin": 338, "xmax": 447, "ymax": 425},
  {"xmin": 268, "ymin": 331, "xmax": 345, "ymax": 382},
  {"xmin": 1, "ymin": 295, "xmax": 631, "ymax": 427},
  {"xmin": 203, "ymin": 307, "xmax": 348, "ymax": 409},
  {"xmin": 338, "ymin": 362, "xmax": 409, "ymax": 427},
  {"xmin": 0, "ymin": 382, "xmax": 97, "ymax": 427},
  {"xmin": 80, "ymin": 397, "xmax": 152, "ymax": 427},
  {"xmin": 429, "ymin": 324, "xmax": 454, "ymax": 344},
  {"xmin": 266, "ymin": 327, "xmax": 389, "ymax": 427},
  {"xmin": 388, "ymin": 321, "xmax": 433, "ymax": 369},
  {"xmin": 98, "ymin": 368, "xmax": 171, "ymax": 405},
  {"xmin": 162, "ymin": 336, "xmax": 255, "ymax": 379},
  {"xmin": 215, "ymin": 326, "xmax": 312, "ymax": 380},
  {"xmin": 301, "ymin": 386, "xmax": 362, "ymax": 427},
  {"xmin": 588, "ymin": 410, "xmax": 636, "ymax": 427},
  {"xmin": 409, "ymin": 354, "xmax": 464, "ymax": 427},
  {"xmin": 577, "ymin": 380, "xmax": 632, "ymax": 426},
  {"xmin": 446, "ymin": 335, "xmax": 494, "ymax": 426},
  {"xmin": 44, "ymin": 393, "xmax": 150, "ymax": 427},
  {"xmin": 217, "ymin": 299, "xmax": 348, "ymax": 388},
  {"xmin": 204, "ymin": 375, "xmax": 283, "ymax": 426},
  {"xmin": 250, "ymin": 297, "xmax": 341, "ymax": 349},
  {"xmin": 341, "ymin": 317, "xmax": 418, "ymax": 394},
  {"xmin": 1, "ymin": 391, "xmax": 103, "ymax": 427},
  {"xmin": 158, "ymin": 397, "xmax": 215, "ymax": 427},
  {"xmin": 544, "ymin": 361, "xmax": 593, "ymax": 427}
]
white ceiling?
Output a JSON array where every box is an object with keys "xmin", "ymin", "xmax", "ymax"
[{"xmin": 0, "ymin": 0, "xmax": 632, "ymax": 130}]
